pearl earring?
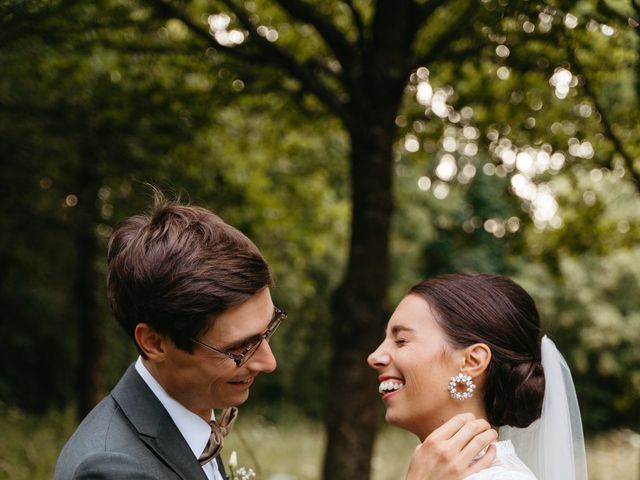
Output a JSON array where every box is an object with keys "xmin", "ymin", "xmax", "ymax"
[{"xmin": 448, "ymin": 373, "xmax": 476, "ymax": 400}]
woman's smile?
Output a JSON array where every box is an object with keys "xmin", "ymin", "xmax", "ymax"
[
  {"xmin": 368, "ymin": 294, "xmax": 468, "ymax": 438},
  {"xmin": 378, "ymin": 376, "xmax": 405, "ymax": 400}
]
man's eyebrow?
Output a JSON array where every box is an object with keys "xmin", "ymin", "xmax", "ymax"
[
  {"xmin": 223, "ymin": 333, "xmax": 261, "ymax": 350},
  {"xmin": 390, "ymin": 325, "xmax": 416, "ymax": 335},
  {"xmin": 220, "ymin": 310, "xmax": 278, "ymax": 349}
]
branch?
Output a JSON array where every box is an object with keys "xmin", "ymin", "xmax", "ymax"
[
  {"xmin": 595, "ymin": 0, "xmax": 639, "ymax": 27},
  {"xmin": 411, "ymin": 0, "xmax": 476, "ymax": 70},
  {"xmin": 341, "ymin": 0, "xmax": 366, "ymax": 49},
  {"xmin": 413, "ymin": 0, "xmax": 451, "ymax": 29},
  {"xmin": 303, "ymin": 56, "xmax": 342, "ymax": 78},
  {"xmin": 219, "ymin": 0, "xmax": 350, "ymax": 119},
  {"xmin": 272, "ymin": 0, "xmax": 355, "ymax": 69},
  {"xmin": 145, "ymin": 0, "xmax": 351, "ymax": 123},
  {"xmin": 565, "ymin": 36, "xmax": 640, "ymax": 190},
  {"xmin": 146, "ymin": 0, "xmax": 213, "ymax": 43},
  {"xmin": 250, "ymin": 79, "xmax": 333, "ymax": 119},
  {"xmin": 145, "ymin": 0, "xmax": 257, "ymax": 61}
]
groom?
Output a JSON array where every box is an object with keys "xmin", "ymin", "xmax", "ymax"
[
  {"xmin": 55, "ymin": 191, "xmax": 495, "ymax": 479},
  {"xmin": 55, "ymin": 191, "xmax": 279, "ymax": 480}
]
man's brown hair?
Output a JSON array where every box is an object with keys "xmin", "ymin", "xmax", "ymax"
[{"xmin": 106, "ymin": 189, "xmax": 272, "ymax": 352}]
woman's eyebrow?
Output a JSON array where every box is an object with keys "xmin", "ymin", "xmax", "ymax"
[{"xmin": 390, "ymin": 325, "xmax": 416, "ymax": 335}]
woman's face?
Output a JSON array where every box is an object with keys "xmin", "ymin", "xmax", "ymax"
[{"xmin": 368, "ymin": 294, "xmax": 465, "ymax": 439}]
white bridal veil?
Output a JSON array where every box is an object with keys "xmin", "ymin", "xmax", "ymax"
[{"xmin": 499, "ymin": 336, "xmax": 588, "ymax": 480}]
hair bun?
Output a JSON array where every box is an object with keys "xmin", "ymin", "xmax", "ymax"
[{"xmin": 487, "ymin": 360, "xmax": 545, "ymax": 428}]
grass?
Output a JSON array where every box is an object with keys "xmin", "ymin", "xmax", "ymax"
[
  {"xmin": 224, "ymin": 413, "xmax": 418, "ymax": 480},
  {"xmin": 1, "ymin": 407, "xmax": 639, "ymax": 480},
  {"xmin": 0, "ymin": 408, "xmax": 76, "ymax": 480}
]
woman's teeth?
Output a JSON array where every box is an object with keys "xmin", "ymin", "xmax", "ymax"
[{"xmin": 379, "ymin": 380, "xmax": 405, "ymax": 394}]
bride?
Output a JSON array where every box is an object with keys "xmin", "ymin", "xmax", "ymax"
[{"xmin": 368, "ymin": 273, "xmax": 588, "ymax": 480}]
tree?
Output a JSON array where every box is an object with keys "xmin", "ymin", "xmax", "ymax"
[
  {"xmin": 3, "ymin": 0, "xmax": 639, "ymax": 477},
  {"xmin": 72, "ymin": 0, "xmax": 638, "ymax": 477},
  {"xmin": 135, "ymin": 1, "xmax": 481, "ymax": 477},
  {"xmin": 135, "ymin": 1, "xmax": 640, "ymax": 478}
]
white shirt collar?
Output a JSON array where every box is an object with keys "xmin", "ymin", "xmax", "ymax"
[{"xmin": 135, "ymin": 356, "xmax": 213, "ymax": 459}]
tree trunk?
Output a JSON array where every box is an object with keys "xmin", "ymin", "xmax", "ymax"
[
  {"xmin": 322, "ymin": 123, "xmax": 395, "ymax": 480},
  {"xmin": 75, "ymin": 223, "xmax": 104, "ymax": 420},
  {"xmin": 74, "ymin": 159, "xmax": 105, "ymax": 421},
  {"xmin": 321, "ymin": 3, "xmax": 416, "ymax": 472}
]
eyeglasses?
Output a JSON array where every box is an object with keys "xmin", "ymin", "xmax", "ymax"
[{"xmin": 191, "ymin": 307, "xmax": 287, "ymax": 367}]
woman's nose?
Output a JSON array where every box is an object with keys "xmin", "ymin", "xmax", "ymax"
[{"xmin": 367, "ymin": 343, "xmax": 389, "ymax": 369}]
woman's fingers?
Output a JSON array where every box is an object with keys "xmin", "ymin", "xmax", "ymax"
[
  {"xmin": 448, "ymin": 417, "xmax": 494, "ymax": 453},
  {"xmin": 425, "ymin": 413, "xmax": 476, "ymax": 442}
]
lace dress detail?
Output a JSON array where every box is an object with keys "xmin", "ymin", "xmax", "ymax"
[{"xmin": 465, "ymin": 440, "xmax": 537, "ymax": 480}]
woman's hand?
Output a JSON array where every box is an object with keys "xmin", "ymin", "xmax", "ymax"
[{"xmin": 406, "ymin": 413, "xmax": 498, "ymax": 480}]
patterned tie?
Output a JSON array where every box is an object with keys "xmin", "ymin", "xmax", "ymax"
[{"xmin": 198, "ymin": 407, "xmax": 238, "ymax": 466}]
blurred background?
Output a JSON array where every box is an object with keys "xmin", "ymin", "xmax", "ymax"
[{"xmin": 1, "ymin": 0, "xmax": 639, "ymax": 479}]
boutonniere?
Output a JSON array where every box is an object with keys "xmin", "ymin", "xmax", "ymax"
[{"xmin": 228, "ymin": 450, "xmax": 256, "ymax": 480}]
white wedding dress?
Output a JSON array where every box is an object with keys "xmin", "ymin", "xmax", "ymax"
[{"xmin": 465, "ymin": 440, "xmax": 536, "ymax": 480}]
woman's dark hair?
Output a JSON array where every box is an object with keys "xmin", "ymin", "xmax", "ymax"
[
  {"xmin": 107, "ymin": 188, "xmax": 272, "ymax": 353},
  {"xmin": 409, "ymin": 273, "xmax": 545, "ymax": 428}
]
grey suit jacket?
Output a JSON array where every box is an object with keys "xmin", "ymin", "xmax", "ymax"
[{"xmin": 55, "ymin": 365, "xmax": 227, "ymax": 479}]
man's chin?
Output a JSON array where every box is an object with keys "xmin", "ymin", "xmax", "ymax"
[{"xmin": 223, "ymin": 388, "xmax": 251, "ymax": 407}]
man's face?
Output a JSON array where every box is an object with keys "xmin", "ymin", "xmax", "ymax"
[{"xmin": 156, "ymin": 287, "xmax": 278, "ymax": 419}]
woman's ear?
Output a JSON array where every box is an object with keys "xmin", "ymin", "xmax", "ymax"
[
  {"xmin": 134, "ymin": 323, "xmax": 167, "ymax": 361},
  {"xmin": 460, "ymin": 343, "xmax": 492, "ymax": 377}
]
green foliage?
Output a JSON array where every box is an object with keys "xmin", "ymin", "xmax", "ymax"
[
  {"xmin": 0, "ymin": 0, "xmax": 225, "ymax": 410},
  {"xmin": 0, "ymin": 0, "xmax": 349, "ymax": 417},
  {"xmin": 515, "ymin": 173, "xmax": 640, "ymax": 430},
  {"xmin": 1, "ymin": 0, "xmax": 639, "ymax": 434},
  {"xmin": 514, "ymin": 250, "xmax": 640, "ymax": 431}
]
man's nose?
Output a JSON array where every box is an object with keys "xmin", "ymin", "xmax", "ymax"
[{"xmin": 248, "ymin": 339, "xmax": 277, "ymax": 373}]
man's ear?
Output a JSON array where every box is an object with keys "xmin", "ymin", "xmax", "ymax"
[
  {"xmin": 460, "ymin": 343, "xmax": 492, "ymax": 378},
  {"xmin": 134, "ymin": 323, "xmax": 167, "ymax": 361}
]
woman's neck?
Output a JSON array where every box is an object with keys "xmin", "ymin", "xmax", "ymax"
[{"xmin": 416, "ymin": 401, "xmax": 489, "ymax": 442}]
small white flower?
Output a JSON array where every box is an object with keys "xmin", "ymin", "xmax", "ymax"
[
  {"xmin": 229, "ymin": 451, "xmax": 238, "ymax": 469},
  {"xmin": 228, "ymin": 451, "xmax": 256, "ymax": 480},
  {"xmin": 235, "ymin": 467, "xmax": 256, "ymax": 480}
]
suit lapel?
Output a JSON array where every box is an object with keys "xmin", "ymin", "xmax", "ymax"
[
  {"xmin": 149, "ymin": 417, "xmax": 209, "ymax": 480},
  {"xmin": 111, "ymin": 365, "xmax": 207, "ymax": 480},
  {"xmin": 215, "ymin": 454, "xmax": 228, "ymax": 480}
]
